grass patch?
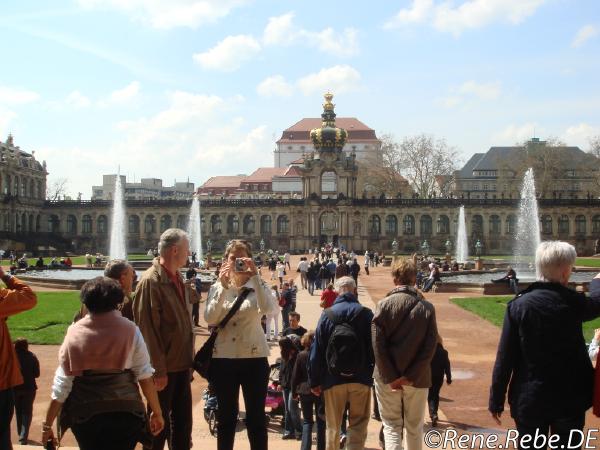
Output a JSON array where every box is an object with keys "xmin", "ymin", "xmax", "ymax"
[
  {"xmin": 576, "ymin": 258, "xmax": 600, "ymax": 268},
  {"xmin": 7, "ymin": 291, "xmax": 80, "ymax": 344},
  {"xmin": 452, "ymin": 296, "xmax": 600, "ymax": 342}
]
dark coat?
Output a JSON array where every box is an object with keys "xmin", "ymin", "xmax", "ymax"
[
  {"xmin": 430, "ymin": 343, "xmax": 451, "ymax": 388},
  {"xmin": 14, "ymin": 349, "xmax": 40, "ymax": 391},
  {"xmin": 308, "ymin": 292, "xmax": 374, "ymax": 390},
  {"xmin": 489, "ymin": 279, "xmax": 600, "ymax": 421}
]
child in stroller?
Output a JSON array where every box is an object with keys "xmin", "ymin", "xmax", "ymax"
[
  {"xmin": 265, "ymin": 358, "xmax": 285, "ymax": 425},
  {"xmin": 202, "ymin": 384, "xmax": 219, "ymax": 436}
]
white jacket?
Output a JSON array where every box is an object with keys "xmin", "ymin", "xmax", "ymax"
[{"xmin": 204, "ymin": 275, "xmax": 277, "ymax": 359}]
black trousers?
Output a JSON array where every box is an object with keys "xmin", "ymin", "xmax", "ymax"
[
  {"xmin": 146, "ymin": 370, "xmax": 193, "ymax": 450},
  {"xmin": 515, "ymin": 413, "xmax": 585, "ymax": 450},
  {"xmin": 72, "ymin": 411, "xmax": 145, "ymax": 450},
  {"xmin": 0, "ymin": 388, "xmax": 14, "ymax": 450},
  {"xmin": 14, "ymin": 389, "xmax": 36, "ymax": 443},
  {"xmin": 428, "ymin": 380, "xmax": 443, "ymax": 418},
  {"xmin": 210, "ymin": 357, "xmax": 270, "ymax": 450},
  {"xmin": 192, "ymin": 303, "xmax": 200, "ymax": 326}
]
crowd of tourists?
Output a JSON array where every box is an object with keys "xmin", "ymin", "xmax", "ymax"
[{"xmin": 1, "ymin": 232, "xmax": 600, "ymax": 450}]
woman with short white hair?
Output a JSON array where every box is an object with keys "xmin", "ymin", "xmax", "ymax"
[{"xmin": 490, "ymin": 241, "xmax": 600, "ymax": 448}]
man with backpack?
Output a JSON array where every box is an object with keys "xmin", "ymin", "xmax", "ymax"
[
  {"xmin": 372, "ymin": 257, "xmax": 438, "ymax": 450},
  {"xmin": 308, "ymin": 276, "xmax": 374, "ymax": 450}
]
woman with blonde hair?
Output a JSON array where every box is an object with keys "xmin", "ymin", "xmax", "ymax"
[{"xmin": 205, "ymin": 239, "xmax": 278, "ymax": 450}]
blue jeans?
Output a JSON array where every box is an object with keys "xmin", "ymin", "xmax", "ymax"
[
  {"xmin": 282, "ymin": 306, "xmax": 292, "ymax": 330},
  {"xmin": 308, "ymin": 279, "xmax": 315, "ymax": 295},
  {"xmin": 283, "ymin": 388, "xmax": 302, "ymax": 437},
  {"xmin": 300, "ymin": 394, "xmax": 325, "ymax": 450}
]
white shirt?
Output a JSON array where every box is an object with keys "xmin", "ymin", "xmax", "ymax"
[
  {"xmin": 298, "ymin": 260, "xmax": 309, "ymax": 272},
  {"xmin": 51, "ymin": 327, "xmax": 154, "ymax": 403},
  {"xmin": 589, "ymin": 338, "xmax": 599, "ymax": 361},
  {"xmin": 277, "ymin": 263, "xmax": 285, "ymax": 277}
]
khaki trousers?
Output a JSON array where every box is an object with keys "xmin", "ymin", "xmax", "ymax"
[
  {"xmin": 374, "ymin": 377, "xmax": 428, "ymax": 450},
  {"xmin": 323, "ymin": 383, "xmax": 371, "ymax": 450}
]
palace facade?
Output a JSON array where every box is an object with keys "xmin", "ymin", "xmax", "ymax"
[{"xmin": 2, "ymin": 95, "xmax": 600, "ymax": 256}]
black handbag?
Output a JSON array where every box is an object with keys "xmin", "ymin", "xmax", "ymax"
[{"xmin": 193, "ymin": 287, "xmax": 252, "ymax": 379}]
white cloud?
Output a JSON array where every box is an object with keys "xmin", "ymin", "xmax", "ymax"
[
  {"xmin": 562, "ymin": 123, "xmax": 600, "ymax": 147},
  {"xmin": 0, "ymin": 86, "xmax": 40, "ymax": 105},
  {"xmin": 76, "ymin": 0, "xmax": 248, "ymax": 29},
  {"xmin": 107, "ymin": 81, "xmax": 141, "ymax": 104},
  {"xmin": 262, "ymin": 12, "xmax": 359, "ymax": 57},
  {"xmin": 65, "ymin": 90, "xmax": 92, "ymax": 109},
  {"xmin": 572, "ymin": 24, "xmax": 598, "ymax": 48},
  {"xmin": 193, "ymin": 35, "xmax": 261, "ymax": 72},
  {"xmin": 442, "ymin": 80, "xmax": 501, "ymax": 107},
  {"xmin": 384, "ymin": 0, "xmax": 434, "ymax": 29},
  {"xmin": 385, "ymin": 0, "xmax": 548, "ymax": 35},
  {"xmin": 297, "ymin": 65, "xmax": 361, "ymax": 96},
  {"xmin": 492, "ymin": 123, "xmax": 541, "ymax": 144},
  {"xmin": 256, "ymin": 75, "xmax": 293, "ymax": 97}
]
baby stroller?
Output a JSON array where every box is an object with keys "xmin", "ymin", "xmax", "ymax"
[
  {"xmin": 265, "ymin": 359, "xmax": 285, "ymax": 426},
  {"xmin": 202, "ymin": 385, "xmax": 219, "ymax": 436}
]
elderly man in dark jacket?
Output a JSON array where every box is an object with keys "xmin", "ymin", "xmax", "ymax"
[
  {"xmin": 490, "ymin": 241, "xmax": 600, "ymax": 449},
  {"xmin": 372, "ymin": 257, "xmax": 438, "ymax": 450},
  {"xmin": 309, "ymin": 276, "xmax": 374, "ymax": 450}
]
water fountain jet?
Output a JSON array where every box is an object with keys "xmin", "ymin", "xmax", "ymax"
[
  {"xmin": 109, "ymin": 173, "xmax": 126, "ymax": 260},
  {"xmin": 514, "ymin": 168, "xmax": 541, "ymax": 277},
  {"xmin": 187, "ymin": 195, "xmax": 203, "ymax": 264},
  {"xmin": 455, "ymin": 205, "xmax": 468, "ymax": 263}
]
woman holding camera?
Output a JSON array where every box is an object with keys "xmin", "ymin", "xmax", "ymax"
[{"xmin": 205, "ymin": 239, "xmax": 278, "ymax": 450}]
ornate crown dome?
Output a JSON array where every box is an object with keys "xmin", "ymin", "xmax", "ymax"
[{"xmin": 310, "ymin": 92, "xmax": 347, "ymax": 152}]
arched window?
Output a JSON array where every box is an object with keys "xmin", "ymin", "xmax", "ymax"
[
  {"xmin": 129, "ymin": 215, "xmax": 140, "ymax": 234},
  {"xmin": 66, "ymin": 215, "xmax": 77, "ymax": 234},
  {"xmin": 227, "ymin": 215, "xmax": 239, "ymax": 234},
  {"xmin": 420, "ymin": 215, "xmax": 432, "ymax": 236},
  {"xmin": 321, "ymin": 171, "xmax": 337, "ymax": 193},
  {"xmin": 29, "ymin": 179, "xmax": 34, "ymax": 198},
  {"xmin": 36, "ymin": 215, "xmax": 41, "ymax": 232},
  {"xmin": 386, "ymin": 215, "xmax": 398, "ymax": 235},
  {"xmin": 437, "ymin": 215, "xmax": 450, "ymax": 234},
  {"xmin": 593, "ymin": 215, "xmax": 600, "ymax": 234},
  {"xmin": 82, "ymin": 215, "xmax": 92, "ymax": 234},
  {"xmin": 210, "ymin": 215, "xmax": 222, "ymax": 234},
  {"xmin": 489, "ymin": 215, "xmax": 501, "ymax": 235},
  {"xmin": 260, "ymin": 215, "xmax": 272, "ymax": 234},
  {"xmin": 5, "ymin": 175, "xmax": 11, "ymax": 195},
  {"xmin": 160, "ymin": 215, "xmax": 172, "ymax": 233},
  {"xmin": 558, "ymin": 215, "xmax": 569, "ymax": 234},
  {"xmin": 97, "ymin": 215, "xmax": 108, "ymax": 234},
  {"xmin": 48, "ymin": 215, "xmax": 60, "ymax": 233},
  {"xmin": 37, "ymin": 180, "xmax": 43, "ymax": 199},
  {"xmin": 403, "ymin": 215, "xmax": 415, "ymax": 235},
  {"xmin": 28, "ymin": 214, "xmax": 34, "ymax": 233},
  {"xmin": 144, "ymin": 215, "xmax": 156, "ymax": 234},
  {"xmin": 506, "ymin": 215, "xmax": 516, "ymax": 235},
  {"xmin": 471, "ymin": 215, "xmax": 483, "ymax": 236},
  {"xmin": 243, "ymin": 215, "xmax": 255, "ymax": 234},
  {"xmin": 541, "ymin": 215, "xmax": 552, "ymax": 235},
  {"xmin": 21, "ymin": 213, "xmax": 27, "ymax": 232},
  {"xmin": 14, "ymin": 177, "xmax": 19, "ymax": 197},
  {"xmin": 21, "ymin": 177, "xmax": 26, "ymax": 197},
  {"xmin": 277, "ymin": 215, "xmax": 289, "ymax": 234},
  {"xmin": 368, "ymin": 215, "xmax": 381, "ymax": 234},
  {"xmin": 177, "ymin": 215, "xmax": 188, "ymax": 230},
  {"xmin": 575, "ymin": 215, "xmax": 586, "ymax": 234}
]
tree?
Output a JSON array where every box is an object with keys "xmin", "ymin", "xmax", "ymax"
[
  {"xmin": 46, "ymin": 178, "xmax": 68, "ymax": 201},
  {"xmin": 358, "ymin": 133, "xmax": 412, "ymax": 197},
  {"xmin": 589, "ymin": 135, "xmax": 600, "ymax": 158},
  {"xmin": 396, "ymin": 134, "xmax": 459, "ymax": 198}
]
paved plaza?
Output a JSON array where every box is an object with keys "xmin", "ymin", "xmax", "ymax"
[{"xmin": 9, "ymin": 255, "xmax": 600, "ymax": 448}]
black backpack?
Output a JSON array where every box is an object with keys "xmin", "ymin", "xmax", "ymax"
[{"xmin": 324, "ymin": 307, "xmax": 365, "ymax": 377}]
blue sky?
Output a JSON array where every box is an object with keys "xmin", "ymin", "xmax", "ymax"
[{"xmin": 0, "ymin": 0, "xmax": 599, "ymax": 198}]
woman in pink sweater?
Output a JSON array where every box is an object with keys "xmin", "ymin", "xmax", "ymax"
[{"xmin": 41, "ymin": 277, "xmax": 164, "ymax": 449}]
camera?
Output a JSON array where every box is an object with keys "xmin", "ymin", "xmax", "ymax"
[{"xmin": 234, "ymin": 258, "xmax": 247, "ymax": 272}]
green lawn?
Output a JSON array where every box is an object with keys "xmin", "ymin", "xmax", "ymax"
[
  {"xmin": 17, "ymin": 254, "xmax": 153, "ymax": 266},
  {"xmin": 7, "ymin": 291, "xmax": 81, "ymax": 344},
  {"xmin": 576, "ymin": 258, "xmax": 600, "ymax": 268},
  {"xmin": 452, "ymin": 296, "xmax": 600, "ymax": 342}
]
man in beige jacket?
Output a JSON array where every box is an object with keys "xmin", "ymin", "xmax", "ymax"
[
  {"xmin": 134, "ymin": 228, "xmax": 193, "ymax": 450},
  {"xmin": 372, "ymin": 258, "xmax": 438, "ymax": 450}
]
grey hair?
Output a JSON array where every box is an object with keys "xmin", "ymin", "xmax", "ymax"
[
  {"xmin": 535, "ymin": 241, "xmax": 577, "ymax": 282},
  {"xmin": 158, "ymin": 228, "xmax": 189, "ymax": 256},
  {"xmin": 335, "ymin": 276, "xmax": 356, "ymax": 292},
  {"xmin": 104, "ymin": 259, "xmax": 131, "ymax": 280}
]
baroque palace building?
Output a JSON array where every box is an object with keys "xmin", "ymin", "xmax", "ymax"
[{"xmin": 2, "ymin": 94, "xmax": 600, "ymax": 256}]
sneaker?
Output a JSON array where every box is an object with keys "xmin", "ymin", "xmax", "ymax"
[
  {"xmin": 282, "ymin": 433, "xmax": 295, "ymax": 440},
  {"xmin": 431, "ymin": 415, "xmax": 438, "ymax": 427},
  {"xmin": 340, "ymin": 434, "xmax": 347, "ymax": 448}
]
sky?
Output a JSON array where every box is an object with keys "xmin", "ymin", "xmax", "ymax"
[{"xmin": 0, "ymin": 0, "xmax": 599, "ymax": 198}]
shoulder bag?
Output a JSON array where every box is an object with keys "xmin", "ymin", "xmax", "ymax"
[{"xmin": 193, "ymin": 287, "xmax": 252, "ymax": 379}]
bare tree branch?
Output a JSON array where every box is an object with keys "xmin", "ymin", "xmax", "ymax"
[{"xmin": 46, "ymin": 178, "xmax": 68, "ymax": 201}]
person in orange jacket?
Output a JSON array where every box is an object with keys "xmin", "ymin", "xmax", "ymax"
[{"xmin": 0, "ymin": 266, "xmax": 37, "ymax": 449}]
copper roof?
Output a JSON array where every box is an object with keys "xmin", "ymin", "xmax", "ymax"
[{"xmin": 277, "ymin": 117, "xmax": 379, "ymax": 144}]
